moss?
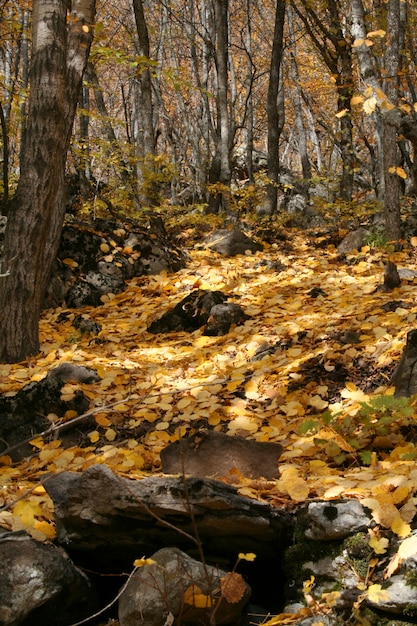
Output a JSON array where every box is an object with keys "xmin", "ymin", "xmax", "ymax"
[
  {"xmin": 404, "ymin": 604, "xmax": 417, "ymax": 618},
  {"xmin": 405, "ymin": 570, "xmax": 417, "ymax": 589},
  {"xmin": 343, "ymin": 532, "xmax": 372, "ymax": 579}
]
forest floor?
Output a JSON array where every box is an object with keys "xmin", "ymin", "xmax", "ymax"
[{"xmin": 1, "ymin": 219, "xmax": 417, "ymax": 541}]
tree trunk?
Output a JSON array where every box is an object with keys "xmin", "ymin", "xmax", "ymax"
[
  {"xmin": 383, "ymin": 0, "xmax": 402, "ymax": 240},
  {"xmin": 207, "ymin": 0, "xmax": 231, "ymax": 213},
  {"xmin": 0, "ymin": 0, "xmax": 96, "ymax": 363},
  {"xmin": 266, "ymin": 1, "xmax": 286, "ymax": 214}
]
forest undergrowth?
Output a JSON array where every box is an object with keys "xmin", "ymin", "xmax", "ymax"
[{"xmin": 2, "ymin": 221, "xmax": 417, "ymax": 542}]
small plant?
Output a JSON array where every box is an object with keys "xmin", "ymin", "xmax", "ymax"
[
  {"xmin": 296, "ymin": 393, "xmax": 416, "ymax": 466},
  {"xmin": 365, "ymin": 228, "xmax": 389, "ymax": 249}
]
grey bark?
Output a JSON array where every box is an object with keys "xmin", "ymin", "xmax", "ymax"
[
  {"xmin": 265, "ymin": 1, "xmax": 286, "ymax": 214},
  {"xmin": 0, "ymin": 0, "xmax": 96, "ymax": 363}
]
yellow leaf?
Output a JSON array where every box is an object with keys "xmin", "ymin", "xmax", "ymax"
[
  {"xmin": 183, "ymin": 585, "xmax": 213, "ymax": 608},
  {"xmin": 367, "ymin": 583, "xmax": 389, "ymax": 604},
  {"xmin": 238, "ymin": 552, "xmax": 257, "ymax": 562},
  {"xmin": 105, "ymin": 428, "xmax": 117, "ymax": 441},
  {"xmin": 286, "ymin": 476, "xmax": 310, "ymax": 502},
  {"xmin": 33, "ymin": 520, "xmax": 56, "ymax": 540},
  {"xmin": 302, "ymin": 576, "xmax": 315, "ymax": 594},
  {"xmin": 351, "ymin": 95, "xmax": 364, "ymax": 106},
  {"xmin": 367, "ymin": 29, "xmax": 386, "ymax": 38},
  {"xmin": 399, "ymin": 534, "xmax": 417, "ymax": 559},
  {"xmin": 133, "ymin": 557, "xmax": 156, "ymax": 567},
  {"xmin": 95, "ymin": 414, "xmax": 111, "ymax": 427},
  {"xmin": 388, "ymin": 166, "xmax": 407, "ymax": 179},
  {"xmin": 13, "ymin": 500, "xmax": 42, "ymax": 528},
  {"xmin": 62, "ymin": 258, "xmax": 79, "ymax": 268},
  {"xmin": 391, "ymin": 517, "xmax": 411, "ymax": 538},
  {"xmin": 335, "ymin": 108, "xmax": 349, "ymax": 118},
  {"xmin": 369, "ymin": 535, "xmax": 389, "ymax": 555},
  {"xmin": 89, "ymin": 430, "xmax": 100, "ymax": 443},
  {"xmin": 363, "ymin": 96, "xmax": 377, "ymax": 114}
]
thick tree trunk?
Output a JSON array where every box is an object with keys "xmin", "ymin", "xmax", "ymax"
[
  {"xmin": 207, "ymin": 0, "xmax": 231, "ymax": 213},
  {"xmin": 265, "ymin": 1, "xmax": 286, "ymax": 214},
  {"xmin": 0, "ymin": 0, "xmax": 95, "ymax": 363},
  {"xmin": 383, "ymin": 0, "xmax": 402, "ymax": 240}
]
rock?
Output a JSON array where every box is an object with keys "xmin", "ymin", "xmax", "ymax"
[
  {"xmin": 0, "ymin": 363, "xmax": 100, "ymax": 459},
  {"xmin": 45, "ymin": 464, "xmax": 293, "ymax": 565},
  {"xmin": 147, "ymin": 289, "xmax": 248, "ymax": 335},
  {"xmin": 382, "ymin": 261, "xmax": 401, "ymax": 291},
  {"xmin": 118, "ymin": 547, "xmax": 251, "ymax": 626},
  {"xmin": 160, "ymin": 430, "xmax": 282, "ymax": 479},
  {"xmin": 390, "ymin": 328, "xmax": 417, "ymax": 397},
  {"xmin": 366, "ymin": 574, "xmax": 417, "ymax": 614},
  {"xmin": 203, "ymin": 302, "xmax": 249, "ymax": 336},
  {"xmin": 0, "ymin": 530, "xmax": 97, "ymax": 626},
  {"xmin": 204, "ymin": 228, "xmax": 262, "ymax": 256},
  {"xmin": 337, "ymin": 227, "xmax": 370, "ymax": 254},
  {"xmin": 47, "ymin": 219, "xmax": 188, "ymax": 308},
  {"xmin": 305, "ymin": 501, "xmax": 371, "ymax": 540},
  {"xmin": 72, "ymin": 315, "xmax": 102, "ymax": 335}
]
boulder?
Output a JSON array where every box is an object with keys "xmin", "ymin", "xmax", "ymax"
[
  {"xmin": 45, "ymin": 464, "xmax": 293, "ymax": 566},
  {"xmin": 0, "ymin": 530, "xmax": 97, "ymax": 626},
  {"xmin": 203, "ymin": 228, "xmax": 262, "ymax": 256},
  {"xmin": 160, "ymin": 430, "xmax": 282, "ymax": 479},
  {"xmin": 118, "ymin": 547, "xmax": 251, "ymax": 626}
]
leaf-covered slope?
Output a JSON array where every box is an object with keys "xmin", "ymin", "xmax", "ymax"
[{"xmin": 1, "ymin": 229, "xmax": 417, "ymax": 540}]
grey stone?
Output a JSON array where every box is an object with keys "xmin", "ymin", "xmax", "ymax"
[
  {"xmin": 118, "ymin": 547, "xmax": 251, "ymax": 626},
  {"xmin": 337, "ymin": 227, "xmax": 370, "ymax": 254},
  {"xmin": 305, "ymin": 501, "xmax": 371, "ymax": 540},
  {"xmin": 45, "ymin": 465, "xmax": 293, "ymax": 564},
  {"xmin": 0, "ymin": 531, "xmax": 96, "ymax": 626},
  {"xmin": 366, "ymin": 574, "xmax": 417, "ymax": 614}
]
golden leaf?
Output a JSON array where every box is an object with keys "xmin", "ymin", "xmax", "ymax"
[
  {"xmin": 388, "ymin": 166, "xmax": 407, "ymax": 179},
  {"xmin": 369, "ymin": 535, "xmax": 389, "ymax": 555},
  {"xmin": 335, "ymin": 108, "xmax": 349, "ymax": 118},
  {"xmin": 351, "ymin": 95, "xmax": 364, "ymax": 106},
  {"xmin": 391, "ymin": 517, "xmax": 411, "ymax": 538},
  {"xmin": 133, "ymin": 557, "xmax": 156, "ymax": 567},
  {"xmin": 367, "ymin": 29, "xmax": 386, "ymax": 38},
  {"xmin": 238, "ymin": 552, "xmax": 257, "ymax": 562},
  {"xmin": 183, "ymin": 584, "xmax": 213, "ymax": 608},
  {"xmin": 367, "ymin": 583, "xmax": 389, "ymax": 604},
  {"xmin": 363, "ymin": 96, "xmax": 377, "ymax": 114}
]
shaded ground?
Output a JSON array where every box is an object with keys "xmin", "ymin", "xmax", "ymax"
[{"xmin": 1, "ymin": 220, "xmax": 417, "ymax": 541}]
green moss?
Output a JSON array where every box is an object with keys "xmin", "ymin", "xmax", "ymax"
[
  {"xmin": 405, "ymin": 570, "xmax": 417, "ymax": 589},
  {"xmin": 343, "ymin": 532, "xmax": 372, "ymax": 579}
]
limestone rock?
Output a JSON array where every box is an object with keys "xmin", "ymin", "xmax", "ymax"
[
  {"xmin": 45, "ymin": 464, "xmax": 293, "ymax": 565},
  {"xmin": 161, "ymin": 430, "xmax": 282, "ymax": 479},
  {"xmin": 305, "ymin": 500, "xmax": 371, "ymax": 540},
  {"xmin": 0, "ymin": 531, "xmax": 96, "ymax": 626},
  {"xmin": 118, "ymin": 547, "xmax": 251, "ymax": 626}
]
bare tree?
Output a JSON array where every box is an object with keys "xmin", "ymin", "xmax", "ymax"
[{"xmin": 0, "ymin": 0, "xmax": 96, "ymax": 363}]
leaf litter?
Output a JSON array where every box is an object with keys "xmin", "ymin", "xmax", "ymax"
[{"xmin": 1, "ymin": 229, "xmax": 417, "ymax": 550}]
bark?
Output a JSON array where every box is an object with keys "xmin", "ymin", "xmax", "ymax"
[
  {"xmin": 292, "ymin": 0, "xmax": 354, "ymax": 199},
  {"xmin": 132, "ymin": 0, "xmax": 157, "ymax": 205},
  {"xmin": 265, "ymin": 1, "xmax": 286, "ymax": 214},
  {"xmin": 207, "ymin": 0, "xmax": 231, "ymax": 213},
  {"xmin": 0, "ymin": 101, "xmax": 8, "ymax": 211},
  {"xmin": 383, "ymin": 0, "xmax": 402, "ymax": 240},
  {"xmin": 0, "ymin": 0, "xmax": 96, "ymax": 363}
]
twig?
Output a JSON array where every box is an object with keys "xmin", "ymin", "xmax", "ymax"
[
  {"xmin": 0, "ymin": 398, "xmax": 129, "ymax": 458},
  {"xmin": 68, "ymin": 566, "xmax": 137, "ymax": 626}
]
